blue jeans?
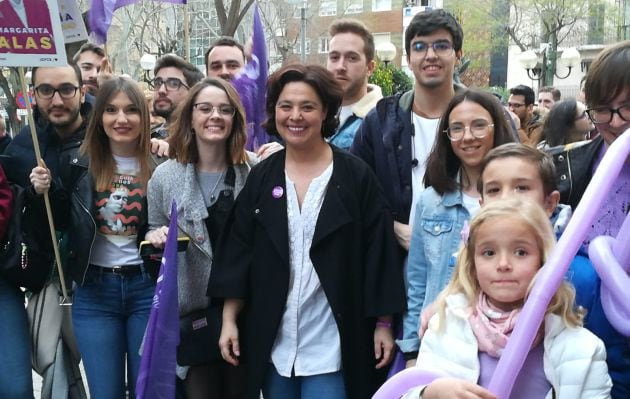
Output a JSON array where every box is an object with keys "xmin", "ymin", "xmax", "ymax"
[
  {"xmin": 0, "ymin": 276, "xmax": 33, "ymax": 398},
  {"xmin": 72, "ymin": 267, "xmax": 155, "ymax": 399},
  {"xmin": 262, "ymin": 365, "xmax": 346, "ymax": 399}
]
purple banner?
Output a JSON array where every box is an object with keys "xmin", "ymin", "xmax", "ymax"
[
  {"xmin": 136, "ymin": 200, "xmax": 179, "ymax": 399},
  {"xmin": 89, "ymin": 0, "xmax": 186, "ymax": 44}
]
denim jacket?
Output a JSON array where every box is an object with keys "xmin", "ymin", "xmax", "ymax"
[{"xmin": 398, "ymin": 187, "xmax": 470, "ymax": 354}]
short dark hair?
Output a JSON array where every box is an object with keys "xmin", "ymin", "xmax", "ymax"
[
  {"xmin": 154, "ymin": 54, "xmax": 204, "ymax": 88},
  {"xmin": 405, "ymin": 9, "xmax": 463, "ymax": 55},
  {"xmin": 204, "ymin": 37, "xmax": 245, "ymax": 72},
  {"xmin": 329, "ymin": 19, "xmax": 375, "ymax": 62},
  {"xmin": 541, "ymin": 99, "xmax": 579, "ymax": 147},
  {"xmin": 424, "ymin": 89, "xmax": 516, "ymax": 195},
  {"xmin": 32, "ymin": 64, "xmax": 83, "ymax": 87},
  {"xmin": 510, "ymin": 84, "xmax": 535, "ymax": 106},
  {"xmin": 168, "ymin": 78, "xmax": 247, "ymax": 165},
  {"xmin": 478, "ymin": 143, "xmax": 557, "ymax": 197},
  {"xmin": 539, "ymin": 86, "xmax": 561, "ymax": 101},
  {"xmin": 72, "ymin": 42, "xmax": 105, "ymax": 64},
  {"xmin": 585, "ymin": 40, "xmax": 630, "ymax": 109},
  {"xmin": 263, "ymin": 64, "xmax": 342, "ymax": 139}
]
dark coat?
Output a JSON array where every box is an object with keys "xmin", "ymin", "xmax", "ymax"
[
  {"xmin": 547, "ymin": 136, "xmax": 604, "ymax": 210},
  {"xmin": 56, "ymin": 151, "xmax": 153, "ymax": 285},
  {"xmin": 208, "ymin": 147, "xmax": 406, "ymax": 399},
  {"xmin": 0, "ymin": 165, "xmax": 12, "ymax": 240}
]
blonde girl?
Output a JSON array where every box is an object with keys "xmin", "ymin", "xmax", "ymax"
[{"xmin": 405, "ymin": 198, "xmax": 611, "ymax": 399}]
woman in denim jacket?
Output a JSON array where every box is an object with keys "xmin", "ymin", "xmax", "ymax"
[{"xmin": 399, "ymin": 90, "xmax": 515, "ymax": 365}]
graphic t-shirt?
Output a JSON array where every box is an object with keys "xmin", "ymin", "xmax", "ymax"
[{"xmin": 89, "ymin": 155, "xmax": 144, "ymax": 267}]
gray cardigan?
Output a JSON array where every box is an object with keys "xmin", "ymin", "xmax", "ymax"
[{"xmin": 147, "ymin": 153, "xmax": 258, "ymax": 314}]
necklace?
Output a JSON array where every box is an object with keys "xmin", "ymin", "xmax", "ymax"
[{"xmin": 208, "ymin": 170, "xmax": 225, "ymax": 203}]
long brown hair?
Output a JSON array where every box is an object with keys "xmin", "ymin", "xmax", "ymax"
[
  {"xmin": 168, "ymin": 77, "xmax": 248, "ymax": 165},
  {"xmin": 80, "ymin": 77, "xmax": 153, "ymax": 190}
]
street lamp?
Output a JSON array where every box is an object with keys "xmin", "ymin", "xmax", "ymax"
[
  {"xmin": 376, "ymin": 42, "xmax": 396, "ymax": 67},
  {"xmin": 518, "ymin": 46, "xmax": 581, "ymax": 84},
  {"xmin": 140, "ymin": 53, "xmax": 157, "ymax": 84}
]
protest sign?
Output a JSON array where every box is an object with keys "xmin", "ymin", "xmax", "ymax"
[
  {"xmin": 0, "ymin": 0, "xmax": 67, "ymax": 66},
  {"xmin": 58, "ymin": 0, "xmax": 88, "ymax": 43}
]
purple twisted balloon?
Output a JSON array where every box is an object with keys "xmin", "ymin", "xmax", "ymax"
[
  {"xmin": 374, "ymin": 129, "xmax": 630, "ymax": 399},
  {"xmin": 588, "ymin": 215, "xmax": 630, "ymax": 336}
]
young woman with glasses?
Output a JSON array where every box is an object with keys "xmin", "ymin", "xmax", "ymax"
[
  {"xmin": 537, "ymin": 99, "xmax": 595, "ymax": 149},
  {"xmin": 402, "ymin": 89, "xmax": 516, "ymax": 367},
  {"xmin": 144, "ymin": 77, "xmax": 257, "ymax": 399}
]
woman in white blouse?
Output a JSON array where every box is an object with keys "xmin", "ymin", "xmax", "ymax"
[{"xmin": 208, "ymin": 64, "xmax": 406, "ymax": 399}]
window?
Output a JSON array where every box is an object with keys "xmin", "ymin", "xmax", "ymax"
[
  {"xmin": 294, "ymin": 39, "xmax": 311, "ymax": 55},
  {"xmin": 372, "ymin": 0, "xmax": 391, "ymax": 11},
  {"xmin": 373, "ymin": 32, "xmax": 392, "ymax": 47},
  {"xmin": 319, "ymin": 1, "xmax": 337, "ymax": 16},
  {"xmin": 319, "ymin": 37, "xmax": 330, "ymax": 53},
  {"xmin": 345, "ymin": 0, "xmax": 363, "ymax": 14}
]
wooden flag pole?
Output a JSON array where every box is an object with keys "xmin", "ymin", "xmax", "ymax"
[{"xmin": 18, "ymin": 67, "xmax": 70, "ymax": 304}]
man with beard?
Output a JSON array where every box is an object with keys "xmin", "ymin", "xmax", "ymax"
[
  {"xmin": 2, "ymin": 65, "xmax": 89, "ymax": 187},
  {"xmin": 326, "ymin": 19, "xmax": 381, "ymax": 150},
  {"xmin": 72, "ymin": 42, "xmax": 108, "ymax": 96},
  {"xmin": 150, "ymin": 54, "xmax": 204, "ymax": 139}
]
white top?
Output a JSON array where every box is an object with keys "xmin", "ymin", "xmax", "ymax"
[
  {"xmin": 461, "ymin": 192, "xmax": 481, "ymax": 217},
  {"xmin": 410, "ymin": 113, "xmax": 440, "ymax": 224},
  {"xmin": 338, "ymin": 104, "xmax": 355, "ymax": 127},
  {"xmin": 90, "ymin": 155, "xmax": 144, "ymax": 267},
  {"xmin": 270, "ymin": 162, "xmax": 341, "ymax": 377}
]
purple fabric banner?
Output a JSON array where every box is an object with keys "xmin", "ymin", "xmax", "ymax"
[
  {"xmin": 231, "ymin": 3, "xmax": 270, "ymax": 151},
  {"xmin": 89, "ymin": 0, "xmax": 186, "ymax": 44},
  {"xmin": 136, "ymin": 200, "xmax": 179, "ymax": 399}
]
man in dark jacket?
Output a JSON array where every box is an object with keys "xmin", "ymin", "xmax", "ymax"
[
  {"xmin": 2, "ymin": 64, "xmax": 89, "ymax": 189},
  {"xmin": 350, "ymin": 9, "xmax": 463, "ymax": 365}
]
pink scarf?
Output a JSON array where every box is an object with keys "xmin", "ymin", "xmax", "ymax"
[{"xmin": 468, "ymin": 294, "xmax": 521, "ymax": 358}]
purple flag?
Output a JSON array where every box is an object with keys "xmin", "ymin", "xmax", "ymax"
[
  {"xmin": 89, "ymin": 0, "xmax": 186, "ymax": 44},
  {"xmin": 136, "ymin": 200, "xmax": 179, "ymax": 399},
  {"xmin": 231, "ymin": 3, "xmax": 270, "ymax": 151}
]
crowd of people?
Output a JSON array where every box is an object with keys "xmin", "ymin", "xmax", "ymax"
[{"xmin": 0, "ymin": 7, "xmax": 628, "ymax": 399}]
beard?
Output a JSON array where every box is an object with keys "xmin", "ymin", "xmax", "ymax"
[
  {"xmin": 43, "ymin": 105, "xmax": 81, "ymax": 129},
  {"xmin": 153, "ymin": 100, "xmax": 174, "ymax": 119}
]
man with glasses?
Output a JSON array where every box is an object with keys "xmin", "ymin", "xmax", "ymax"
[
  {"xmin": 548, "ymin": 40, "xmax": 630, "ymax": 399},
  {"xmin": 350, "ymin": 8, "xmax": 464, "ymax": 366},
  {"xmin": 2, "ymin": 65, "xmax": 89, "ymax": 188},
  {"xmin": 508, "ymin": 84, "xmax": 544, "ymax": 143},
  {"xmin": 151, "ymin": 54, "xmax": 204, "ymax": 139}
]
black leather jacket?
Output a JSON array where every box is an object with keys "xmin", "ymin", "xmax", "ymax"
[
  {"xmin": 58, "ymin": 151, "xmax": 153, "ymax": 285},
  {"xmin": 547, "ymin": 136, "xmax": 604, "ymax": 210}
]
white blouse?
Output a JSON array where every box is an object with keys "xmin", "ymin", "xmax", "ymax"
[{"xmin": 270, "ymin": 162, "xmax": 342, "ymax": 377}]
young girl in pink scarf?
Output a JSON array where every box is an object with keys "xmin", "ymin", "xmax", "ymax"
[{"xmin": 403, "ymin": 198, "xmax": 612, "ymax": 399}]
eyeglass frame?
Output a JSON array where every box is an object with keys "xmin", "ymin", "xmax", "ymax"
[
  {"xmin": 444, "ymin": 121, "xmax": 494, "ymax": 141},
  {"xmin": 193, "ymin": 102, "xmax": 236, "ymax": 117},
  {"xmin": 585, "ymin": 104, "xmax": 630, "ymax": 125},
  {"xmin": 149, "ymin": 77, "xmax": 189, "ymax": 91},
  {"xmin": 410, "ymin": 40, "xmax": 454, "ymax": 56},
  {"xmin": 33, "ymin": 84, "xmax": 80, "ymax": 100}
]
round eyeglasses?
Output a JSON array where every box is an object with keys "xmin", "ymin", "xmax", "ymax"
[{"xmin": 445, "ymin": 120, "xmax": 494, "ymax": 141}]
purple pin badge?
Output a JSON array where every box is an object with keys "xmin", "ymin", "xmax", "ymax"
[{"xmin": 272, "ymin": 186, "xmax": 284, "ymax": 199}]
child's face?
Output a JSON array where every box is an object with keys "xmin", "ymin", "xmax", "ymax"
[
  {"xmin": 474, "ymin": 216, "xmax": 541, "ymax": 311},
  {"xmin": 481, "ymin": 157, "xmax": 558, "ymax": 217}
]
